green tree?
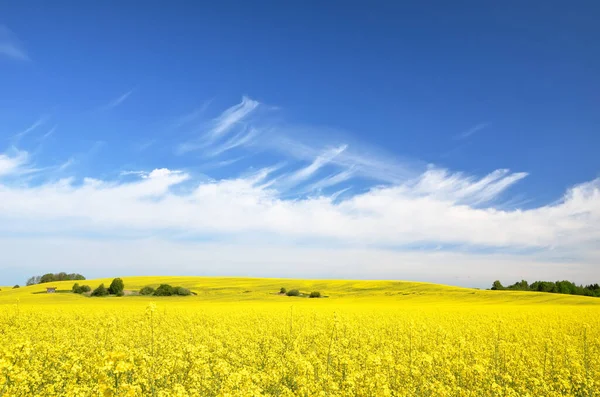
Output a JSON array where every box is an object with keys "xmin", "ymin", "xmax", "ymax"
[
  {"xmin": 491, "ymin": 280, "xmax": 504, "ymax": 290},
  {"xmin": 173, "ymin": 286, "xmax": 191, "ymax": 296},
  {"xmin": 91, "ymin": 284, "xmax": 109, "ymax": 297},
  {"xmin": 56, "ymin": 272, "xmax": 68, "ymax": 281},
  {"xmin": 139, "ymin": 286, "xmax": 155, "ymax": 296},
  {"xmin": 309, "ymin": 291, "xmax": 321, "ymax": 298},
  {"xmin": 154, "ymin": 284, "xmax": 174, "ymax": 296},
  {"xmin": 286, "ymin": 289, "xmax": 300, "ymax": 297},
  {"xmin": 39, "ymin": 273, "xmax": 56, "ymax": 284},
  {"xmin": 108, "ymin": 278, "xmax": 125, "ymax": 295}
]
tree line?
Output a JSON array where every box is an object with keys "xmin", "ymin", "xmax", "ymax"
[
  {"xmin": 27, "ymin": 272, "xmax": 86, "ymax": 285},
  {"xmin": 491, "ymin": 280, "xmax": 600, "ymax": 297}
]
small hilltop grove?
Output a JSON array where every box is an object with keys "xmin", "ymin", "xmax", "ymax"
[
  {"xmin": 24, "ymin": 272, "xmax": 194, "ymax": 298},
  {"xmin": 491, "ymin": 279, "xmax": 600, "ymax": 298}
]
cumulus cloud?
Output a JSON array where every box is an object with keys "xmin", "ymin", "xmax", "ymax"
[{"xmin": 0, "ymin": 157, "xmax": 598, "ymax": 256}]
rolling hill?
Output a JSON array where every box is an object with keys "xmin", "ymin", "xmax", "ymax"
[{"xmin": 1, "ymin": 276, "xmax": 598, "ymax": 306}]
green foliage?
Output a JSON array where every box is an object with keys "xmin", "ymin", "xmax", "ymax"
[
  {"xmin": 507, "ymin": 280, "xmax": 529, "ymax": 291},
  {"xmin": 280, "ymin": 287, "xmax": 287, "ymax": 294},
  {"xmin": 492, "ymin": 279, "xmax": 600, "ymax": 298},
  {"xmin": 154, "ymin": 284, "xmax": 175, "ymax": 296},
  {"xmin": 72, "ymin": 283, "xmax": 92, "ymax": 294},
  {"xmin": 34, "ymin": 273, "xmax": 86, "ymax": 284},
  {"xmin": 13, "ymin": 285, "xmax": 20, "ymax": 289},
  {"xmin": 40, "ymin": 273, "xmax": 56, "ymax": 284},
  {"xmin": 173, "ymin": 286, "xmax": 191, "ymax": 296},
  {"xmin": 309, "ymin": 291, "xmax": 321, "ymax": 298},
  {"xmin": 139, "ymin": 286, "xmax": 155, "ymax": 296},
  {"xmin": 491, "ymin": 280, "xmax": 504, "ymax": 290},
  {"xmin": 151, "ymin": 284, "xmax": 192, "ymax": 296},
  {"xmin": 286, "ymin": 289, "xmax": 300, "ymax": 297},
  {"xmin": 108, "ymin": 278, "xmax": 125, "ymax": 295},
  {"xmin": 91, "ymin": 284, "xmax": 109, "ymax": 297}
]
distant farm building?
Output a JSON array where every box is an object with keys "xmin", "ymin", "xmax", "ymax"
[{"xmin": 46, "ymin": 287, "xmax": 57, "ymax": 293}]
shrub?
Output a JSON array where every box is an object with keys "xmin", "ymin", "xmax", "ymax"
[
  {"xmin": 139, "ymin": 286, "xmax": 155, "ymax": 296},
  {"xmin": 286, "ymin": 289, "xmax": 300, "ymax": 297},
  {"xmin": 154, "ymin": 284, "xmax": 175, "ymax": 296},
  {"xmin": 173, "ymin": 286, "xmax": 191, "ymax": 296},
  {"xmin": 13, "ymin": 285, "xmax": 20, "ymax": 289},
  {"xmin": 91, "ymin": 284, "xmax": 109, "ymax": 297},
  {"xmin": 108, "ymin": 278, "xmax": 125, "ymax": 295},
  {"xmin": 73, "ymin": 283, "xmax": 92, "ymax": 294},
  {"xmin": 280, "ymin": 287, "xmax": 287, "ymax": 294},
  {"xmin": 309, "ymin": 291, "xmax": 321, "ymax": 298}
]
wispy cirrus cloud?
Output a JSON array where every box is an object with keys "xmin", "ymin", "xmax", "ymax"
[
  {"xmin": 13, "ymin": 116, "xmax": 48, "ymax": 143},
  {"xmin": 0, "ymin": 25, "xmax": 28, "ymax": 61},
  {"xmin": 176, "ymin": 97, "xmax": 419, "ymax": 189},
  {"xmin": 174, "ymin": 99, "xmax": 213, "ymax": 128},
  {"xmin": 455, "ymin": 122, "xmax": 490, "ymax": 140},
  {"xmin": 176, "ymin": 96, "xmax": 259, "ymax": 154},
  {"xmin": 99, "ymin": 89, "xmax": 134, "ymax": 111},
  {"xmin": 281, "ymin": 145, "xmax": 348, "ymax": 187}
]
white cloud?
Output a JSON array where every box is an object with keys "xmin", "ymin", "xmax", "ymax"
[
  {"xmin": 0, "ymin": 25, "xmax": 28, "ymax": 60},
  {"xmin": 175, "ymin": 97, "xmax": 418, "ymax": 187},
  {"xmin": 305, "ymin": 167, "xmax": 356, "ymax": 192},
  {"xmin": 0, "ymin": 149, "xmax": 29, "ymax": 177},
  {"xmin": 177, "ymin": 96, "xmax": 259, "ymax": 153},
  {"xmin": 282, "ymin": 145, "xmax": 347, "ymax": 187},
  {"xmin": 0, "ymin": 157, "xmax": 598, "ymax": 257},
  {"xmin": 209, "ymin": 96, "xmax": 259, "ymax": 141}
]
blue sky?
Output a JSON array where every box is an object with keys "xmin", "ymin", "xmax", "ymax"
[{"xmin": 0, "ymin": 2, "xmax": 599, "ymax": 286}]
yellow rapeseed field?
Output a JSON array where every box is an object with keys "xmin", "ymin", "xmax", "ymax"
[{"xmin": 1, "ymin": 277, "xmax": 599, "ymax": 396}]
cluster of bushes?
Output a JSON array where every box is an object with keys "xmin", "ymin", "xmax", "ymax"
[
  {"xmin": 139, "ymin": 284, "xmax": 191, "ymax": 296},
  {"xmin": 72, "ymin": 283, "xmax": 91, "ymax": 294},
  {"xmin": 491, "ymin": 280, "xmax": 600, "ymax": 297},
  {"xmin": 89, "ymin": 278, "xmax": 125, "ymax": 297},
  {"xmin": 279, "ymin": 287, "xmax": 322, "ymax": 298},
  {"xmin": 27, "ymin": 272, "xmax": 86, "ymax": 286}
]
